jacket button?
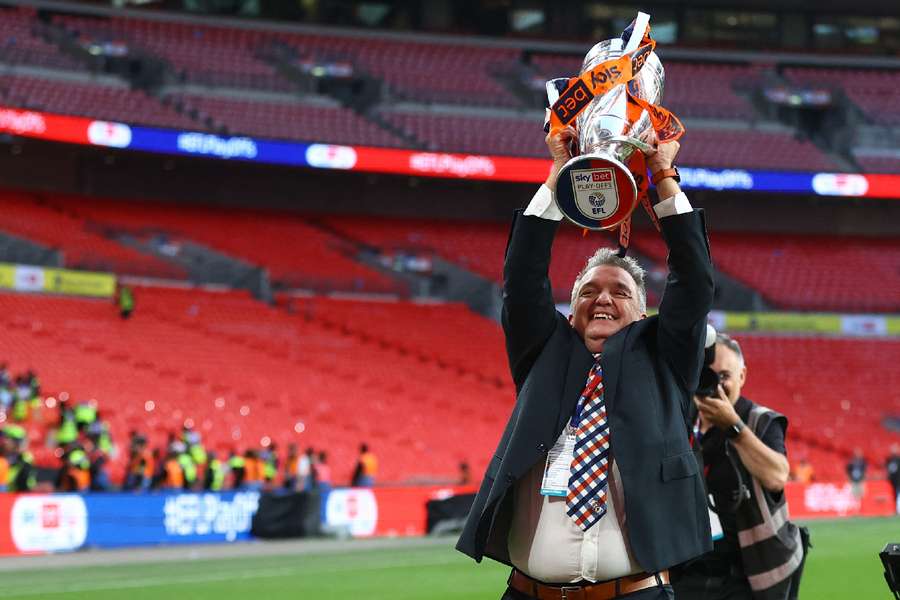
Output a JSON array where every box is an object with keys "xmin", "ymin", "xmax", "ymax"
[
  {"xmin": 538, "ymin": 443, "xmax": 548, "ymax": 453},
  {"xmin": 505, "ymin": 473, "xmax": 515, "ymax": 483}
]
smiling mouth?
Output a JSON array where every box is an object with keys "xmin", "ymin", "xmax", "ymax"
[{"xmin": 592, "ymin": 313, "xmax": 616, "ymax": 321}]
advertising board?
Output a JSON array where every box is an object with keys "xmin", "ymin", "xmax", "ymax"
[{"xmin": 1, "ymin": 105, "xmax": 899, "ymax": 198}]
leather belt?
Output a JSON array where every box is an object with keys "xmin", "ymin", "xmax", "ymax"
[{"xmin": 508, "ymin": 569, "xmax": 670, "ymax": 600}]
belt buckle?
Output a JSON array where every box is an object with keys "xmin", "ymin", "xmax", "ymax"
[{"xmin": 559, "ymin": 586, "xmax": 582, "ymax": 600}]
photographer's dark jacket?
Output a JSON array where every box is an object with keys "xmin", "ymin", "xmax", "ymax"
[
  {"xmin": 697, "ymin": 397, "xmax": 804, "ymax": 600},
  {"xmin": 456, "ymin": 208, "xmax": 714, "ymax": 574}
]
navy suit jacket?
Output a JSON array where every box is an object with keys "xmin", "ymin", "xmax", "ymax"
[{"xmin": 456, "ymin": 208, "xmax": 715, "ymax": 574}]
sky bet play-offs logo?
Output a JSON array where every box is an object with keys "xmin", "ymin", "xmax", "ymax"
[{"xmin": 572, "ymin": 168, "xmax": 619, "ymax": 219}]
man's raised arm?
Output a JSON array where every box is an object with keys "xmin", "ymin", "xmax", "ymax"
[
  {"xmin": 650, "ymin": 143, "xmax": 716, "ymax": 392},
  {"xmin": 501, "ymin": 127, "xmax": 576, "ymax": 389}
]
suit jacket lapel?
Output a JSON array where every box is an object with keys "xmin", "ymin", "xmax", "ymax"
[
  {"xmin": 557, "ymin": 333, "xmax": 594, "ymax": 433},
  {"xmin": 558, "ymin": 321, "xmax": 633, "ymax": 431},
  {"xmin": 600, "ymin": 330, "xmax": 623, "ymax": 415}
]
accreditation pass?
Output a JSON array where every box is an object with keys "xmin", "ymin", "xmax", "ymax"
[{"xmin": 540, "ymin": 432, "xmax": 576, "ymax": 496}]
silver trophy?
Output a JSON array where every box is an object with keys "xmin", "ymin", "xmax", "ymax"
[{"xmin": 550, "ymin": 13, "xmax": 665, "ymax": 231}]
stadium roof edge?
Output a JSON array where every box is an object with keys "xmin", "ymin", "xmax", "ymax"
[{"xmin": 4, "ymin": 0, "xmax": 900, "ymax": 70}]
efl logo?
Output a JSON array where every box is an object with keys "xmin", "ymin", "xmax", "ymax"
[
  {"xmin": 552, "ymin": 79, "xmax": 593, "ymax": 124},
  {"xmin": 588, "ymin": 195, "xmax": 607, "ymax": 215}
]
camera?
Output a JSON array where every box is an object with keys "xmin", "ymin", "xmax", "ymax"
[
  {"xmin": 695, "ymin": 324, "xmax": 721, "ymax": 398},
  {"xmin": 882, "ymin": 542, "xmax": 900, "ymax": 599}
]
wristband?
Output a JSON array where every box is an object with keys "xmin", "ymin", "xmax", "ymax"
[{"xmin": 651, "ymin": 166, "xmax": 680, "ymax": 186}]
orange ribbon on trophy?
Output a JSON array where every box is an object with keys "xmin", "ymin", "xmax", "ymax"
[{"xmin": 546, "ymin": 26, "xmax": 684, "ymax": 256}]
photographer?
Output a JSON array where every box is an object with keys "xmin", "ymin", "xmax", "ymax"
[{"xmin": 673, "ymin": 331, "xmax": 805, "ymax": 600}]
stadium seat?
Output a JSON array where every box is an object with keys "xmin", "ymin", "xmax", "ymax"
[
  {"xmin": 1, "ymin": 74, "xmax": 200, "ymax": 131},
  {"xmin": 37, "ymin": 193, "xmax": 404, "ymax": 295},
  {"xmin": 0, "ymin": 190, "xmax": 187, "ymax": 279},
  {"xmin": 0, "ymin": 6, "xmax": 86, "ymax": 72},
  {"xmin": 53, "ymin": 14, "xmax": 293, "ymax": 93},
  {"xmin": 0, "ymin": 288, "xmax": 515, "ymax": 483},
  {"xmin": 632, "ymin": 230, "xmax": 900, "ymax": 313}
]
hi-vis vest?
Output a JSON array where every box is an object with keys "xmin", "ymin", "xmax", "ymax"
[{"xmin": 735, "ymin": 404, "xmax": 804, "ymax": 600}]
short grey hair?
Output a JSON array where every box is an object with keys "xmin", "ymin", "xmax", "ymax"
[
  {"xmin": 570, "ymin": 248, "xmax": 647, "ymax": 313},
  {"xmin": 716, "ymin": 332, "xmax": 745, "ymax": 368}
]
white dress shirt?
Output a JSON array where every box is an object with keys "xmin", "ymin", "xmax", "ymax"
[
  {"xmin": 507, "ymin": 183, "xmax": 694, "ymax": 584},
  {"xmin": 523, "ymin": 184, "xmax": 693, "ymax": 221}
]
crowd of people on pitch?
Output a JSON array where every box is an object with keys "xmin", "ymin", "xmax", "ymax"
[
  {"xmin": 121, "ymin": 435, "xmax": 377, "ymax": 493},
  {"xmin": 0, "ymin": 362, "xmax": 380, "ymax": 493}
]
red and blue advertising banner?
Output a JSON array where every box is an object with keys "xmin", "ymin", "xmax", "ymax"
[
  {"xmin": 0, "ymin": 482, "xmax": 891, "ymax": 555},
  {"xmin": 786, "ymin": 480, "xmax": 897, "ymax": 520},
  {"xmin": 1, "ymin": 104, "xmax": 899, "ymax": 199}
]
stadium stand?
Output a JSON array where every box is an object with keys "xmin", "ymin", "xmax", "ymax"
[
  {"xmin": 0, "ymin": 7, "xmax": 857, "ymax": 175},
  {"xmin": 0, "ymin": 74, "xmax": 200, "ymax": 131},
  {"xmin": 324, "ymin": 214, "xmax": 625, "ymax": 303},
  {"xmin": 302, "ymin": 296, "xmax": 510, "ymax": 385},
  {"xmin": 0, "ymin": 2, "xmax": 896, "ymax": 496},
  {"xmin": 379, "ymin": 109, "xmax": 546, "ymax": 156},
  {"xmin": 631, "ymin": 231, "xmax": 900, "ymax": 313},
  {"xmin": 0, "ymin": 287, "xmax": 512, "ymax": 483},
  {"xmin": 0, "ymin": 5, "xmax": 85, "ymax": 71},
  {"xmin": 853, "ymin": 153, "xmax": 900, "ymax": 174},
  {"xmin": 739, "ymin": 335, "xmax": 900, "ymax": 480},
  {"xmin": 284, "ymin": 34, "xmax": 522, "ymax": 107},
  {"xmin": 676, "ymin": 129, "xmax": 841, "ymax": 171},
  {"xmin": 53, "ymin": 14, "xmax": 293, "ymax": 92},
  {"xmin": 3, "ymin": 283, "xmax": 893, "ymax": 484},
  {"xmin": 326, "ymin": 214, "xmax": 900, "ymax": 313},
  {"xmin": 10, "ymin": 184, "xmax": 897, "ymax": 312},
  {"xmin": 37, "ymin": 193, "xmax": 404, "ymax": 295},
  {"xmin": 784, "ymin": 67, "xmax": 900, "ymax": 126},
  {"xmin": 173, "ymin": 93, "xmax": 407, "ymax": 146},
  {"xmin": 0, "ymin": 190, "xmax": 186, "ymax": 279}
]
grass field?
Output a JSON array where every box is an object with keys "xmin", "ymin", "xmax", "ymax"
[{"xmin": 0, "ymin": 517, "xmax": 895, "ymax": 599}]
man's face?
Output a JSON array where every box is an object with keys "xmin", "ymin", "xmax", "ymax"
[
  {"xmin": 569, "ymin": 265, "xmax": 646, "ymax": 353},
  {"xmin": 710, "ymin": 342, "xmax": 747, "ymax": 404}
]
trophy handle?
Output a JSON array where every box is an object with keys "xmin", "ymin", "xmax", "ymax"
[{"xmin": 605, "ymin": 135, "xmax": 654, "ymax": 155}]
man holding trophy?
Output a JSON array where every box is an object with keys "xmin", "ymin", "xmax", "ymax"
[{"xmin": 457, "ymin": 13, "xmax": 715, "ymax": 600}]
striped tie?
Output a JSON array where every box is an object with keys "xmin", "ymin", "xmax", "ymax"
[{"xmin": 566, "ymin": 361, "xmax": 610, "ymax": 531}]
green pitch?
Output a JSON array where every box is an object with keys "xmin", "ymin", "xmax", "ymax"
[{"xmin": 0, "ymin": 517, "xmax": 894, "ymax": 599}]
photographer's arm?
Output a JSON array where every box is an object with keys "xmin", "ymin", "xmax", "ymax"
[
  {"xmin": 731, "ymin": 427, "xmax": 790, "ymax": 492},
  {"xmin": 696, "ymin": 390, "xmax": 790, "ymax": 492}
]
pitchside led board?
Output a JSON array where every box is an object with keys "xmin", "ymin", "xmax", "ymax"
[
  {"xmin": 0, "ymin": 481, "xmax": 892, "ymax": 555},
  {"xmin": 0, "ymin": 492, "xmax": 259, "ymax": 555}
]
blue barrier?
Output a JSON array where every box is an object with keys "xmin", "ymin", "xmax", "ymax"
[{"xmin": 82, "ymin": 491, "xmax": 260, "ymax": 548}]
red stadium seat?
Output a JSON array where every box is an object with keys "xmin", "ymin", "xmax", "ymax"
[
  {"xmin": 0, "ymin": 191, "xmax": 187, "ymax": 279},
  {"xmin": 0, "ymin": 288, "xmax": 514, "ymax": 483},
  {"xmin": 632, "ymin": 231, "xmax": 900, "ymax": 313}
]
